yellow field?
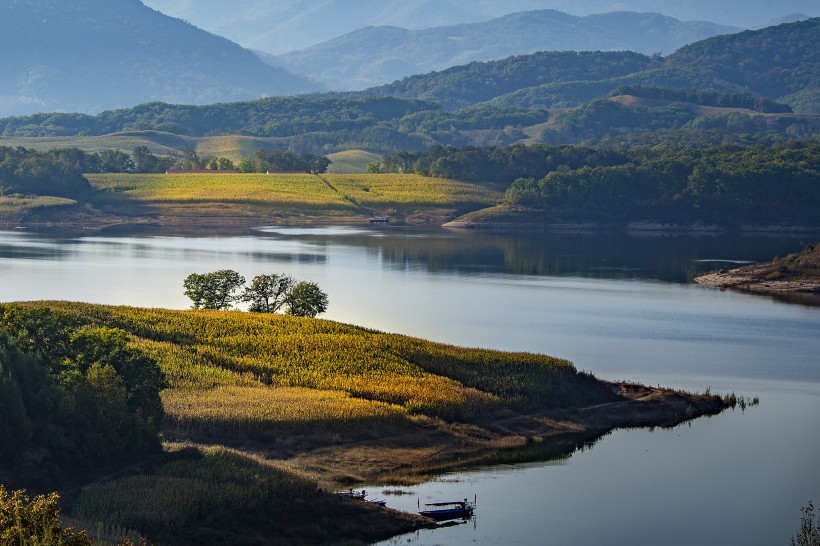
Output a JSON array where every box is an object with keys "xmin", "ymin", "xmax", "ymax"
[
  {"xmin": 326, "ymin": 173, "xmax": 500, "ymax": 211},
  {"xmin": 83, "ymin": 172, "xmax": 502, "ymax": 224},
  {"xmin": 88, "ymin": 173, "xmax": 348, "ymax": 208},
  {"xmin": 35, "ymin": 302, "xmax": 575, "ymax": 430}
]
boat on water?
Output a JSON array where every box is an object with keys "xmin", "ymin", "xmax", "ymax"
[
  {"xmin": 419, "ymin": 498, "xmax": 476, "ymax": 521},
  {"xmin": 369, "ymin": 216, "xmax": 390, "ymax": 224}
]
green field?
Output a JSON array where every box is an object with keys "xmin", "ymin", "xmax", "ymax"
[
  {"xmin": 326, "ymin": 149, "xmax": 383, "ymax": 173},
  {"xmin": 0, "ymin": 131, "xmax": 290, "ymax": 164},
  {"xmin": 81, "ymin": 172, "xmax": 502, "ymax": 225}
]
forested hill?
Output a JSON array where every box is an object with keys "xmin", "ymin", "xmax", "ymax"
[
  {"xmin": 1, "ymin": 19, "xmax": 817, "ymax": 150},
  {"xmin": 354, "ymin": 51, "xmax": 653, "ymax": 110},
  {"xmin": 355, "ymin": 18, "xmax": 820, "ymax": 113},
  {"xmin": 662, "ymin": 18, "xmax": 820, "ymax": 109},
  {"xmin": 0, "ymin": 0, "xmax": 319, "ymax": 117},
  {"xmin": 0, "ymin": 97, "xmax": 437, "ymax": 140},
  {"xmin": 275, "ymin": 10, "xmax": 738, "ymax": 90}
]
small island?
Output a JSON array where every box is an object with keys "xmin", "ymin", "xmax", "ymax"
[{"xmin": 696, "ymin": 243, "xmax": 820, "ymax": 303}]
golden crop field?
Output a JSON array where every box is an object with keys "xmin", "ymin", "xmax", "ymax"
[
  {"xmin": 88, "ymin": 173, "xmax": 348, "ymax": 208},
  {"xmin": 83, "ymin": 172, "xmax": 502, "ymax": 224},
  {"xmin": 324, "ymin": 173, "xmax": 502, "ymax": 214},
  {"xmin": 34, "ymin": 302, "xmax": 576, "ymax": 435}
]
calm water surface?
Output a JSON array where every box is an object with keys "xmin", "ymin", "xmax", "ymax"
[{"xmin": 2, "ymin": 226, "xmax": 819, "ymax": 545}]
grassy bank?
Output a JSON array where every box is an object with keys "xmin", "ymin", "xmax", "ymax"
[{"xmin": 6, "ymin": 302, "xmax": 726, "ymax": 544}]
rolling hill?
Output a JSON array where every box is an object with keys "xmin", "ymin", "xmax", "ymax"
[
  {"xmin": 0, "ymin": 0, "xmax": 319, "ymax": 117},
  {"xmin": 274, "ymin": 10, "xmax": 739, "ymax": 90}
]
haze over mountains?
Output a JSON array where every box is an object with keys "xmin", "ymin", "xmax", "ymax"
[
  {"xmin": 275, "ymin": 10, "xmax": 739, "ymax": 90},
  {"xmin": 2, "ymin": 0, "xmax": 817, "ymax": 120},
  {"xmin": 142, "ymin": 0, "xmax": 820, "ymax": 55},
  {"xmin": 0, "ymin": 0, "xmax": 318, "ymax": 117}
]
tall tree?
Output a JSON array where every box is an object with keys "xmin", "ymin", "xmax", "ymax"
[
  {"xmin": 242, "ymin": 274, "xmax": 295, "ymax": 313},
  {"xmin": 183, "ymin": 270, "xmax": 246, "ymax": 310},
  {"xmin": 286, "ymin": 281, "xmax": 329, "ymax": 318}
]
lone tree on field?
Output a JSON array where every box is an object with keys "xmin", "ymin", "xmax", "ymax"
[
  {"xmin": 183, "ymin": 270, "xmax": 245, "ymax": 310},
  {"xmin": 242, "ymin": 273, "xmax": 295, "ymax": 313},
  {"xmin": 285, "ymin": 281, "xmax": 329, "ymax": 317}
]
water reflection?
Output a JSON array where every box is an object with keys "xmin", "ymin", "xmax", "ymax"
[{"xmin": 1, "ymin": 226, "xmax": 818, "ymax": 546}]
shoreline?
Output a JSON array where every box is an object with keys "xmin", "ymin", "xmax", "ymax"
[
  {"xmin": 695, "ymin": 246, "xmax": 820, "ymax": 305},
  {"xmin": 246, "ymin": 382, "xmax": 726, "ymax": 489}
]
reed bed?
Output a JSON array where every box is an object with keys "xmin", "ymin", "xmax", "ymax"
[{"xmin": 70, "ymin": 447, "xmax": 314, "ymax": 534}]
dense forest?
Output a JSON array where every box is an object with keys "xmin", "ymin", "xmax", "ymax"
[
  {"xmin": 382, "ymin": 141, "xmax": 820, "ymax": 225},
  {"xmin": 352, "ymin": 51, "xmax": 654, "ymax": 110},
  {"xmin": 0, "ymin": 147, "xmax": 94, "ymax": 198},
  {"xmin": 0, "ymin": 97, "xmax": 436, "ymax": 139},
  {"xmin": 0, "ymin": 305, "xmax": 165, "ymax": 489}
]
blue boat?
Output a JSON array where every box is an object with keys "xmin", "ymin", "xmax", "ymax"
[{"xmin": 419, "ymin": 499, "xmax": 475, "ymax": 521}]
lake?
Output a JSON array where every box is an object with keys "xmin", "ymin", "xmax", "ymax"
[{"xmin": 2, "ymin": 225, "xmax": 819, "ymax": 545}]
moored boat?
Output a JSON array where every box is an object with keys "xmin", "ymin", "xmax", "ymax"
[{"xmin": 419, "ymin": 498, "xmax": 475, "ymax": 521}]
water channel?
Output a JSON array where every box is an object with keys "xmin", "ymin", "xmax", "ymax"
[{"xmin": 2, "ymin": 226, "xmax": 819, "ymax": 545}]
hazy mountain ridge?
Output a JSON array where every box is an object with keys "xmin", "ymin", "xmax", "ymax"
[
  {"xmin": 142, "ymin": 0, "xmax": 820, "ymax": 54},
  {"xmin": 1, "ymin": 18, "xmax": 817, "ymax": 152},
  {"xmin": 0, "ymin": 0, "xmax": 319, "ymax": 117},
  {"xmin": 350, "ymin": 18, "xmax": 820, "ymax": 115},
  {"xmin": 275, "ymin": 10, "xmax": 739, "ymax": 90}
]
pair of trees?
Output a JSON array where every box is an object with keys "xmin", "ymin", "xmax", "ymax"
[{"xmin": 183, "ymin": 270, "xmax": 329, "ymax": 317}]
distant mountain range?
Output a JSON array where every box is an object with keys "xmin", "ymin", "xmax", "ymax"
[
  {"xmin": 0, "ymin": 0, "xmax": 319, "ymax": 117},
  {"xmin": 2, "ymin": 18, "xmax": 817, "ymax": 152},
  {"xmin": 141, "ymin": 0, "xmax": 820, "ymax": 55},
  {"xmin": 274, "ymin": 10, "xmax": 740, "ymax": 90}
]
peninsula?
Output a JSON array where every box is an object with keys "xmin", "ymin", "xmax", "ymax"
[{"xmin": 695, "ymin": 243, "xmax": 820, "ymax": 303}]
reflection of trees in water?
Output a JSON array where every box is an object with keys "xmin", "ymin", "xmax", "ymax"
[
  {"xmin": 465, "ymin": 429, "xmax": 613, "ymax": 471},
  {"xmin": 68, "ymin": 225, "xmax": 820, "ymax": 284},
  {"xmin": 329, "ymin": 230, "xmax": 816, "ymax": 284}
]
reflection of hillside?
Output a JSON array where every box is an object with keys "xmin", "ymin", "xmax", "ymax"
[
  {"xmin": 85, "ymin": 224, "xmax": 820, "ymax": 284},
  {"xmin": 304, "ymin": 229, "xmax": 816, "ymax": 283}
]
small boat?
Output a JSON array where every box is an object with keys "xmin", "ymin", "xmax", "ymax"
[
  {"xmin": 369, "ymin": 216, "xmax": 389, "ymax": 224},
  {"xmin": 336, "ymin": 489, "xmax": 367, "ymax": 500},
  {"xmin": 419, "ymin": 499, "xmax": 475, "ymax": 521}
]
